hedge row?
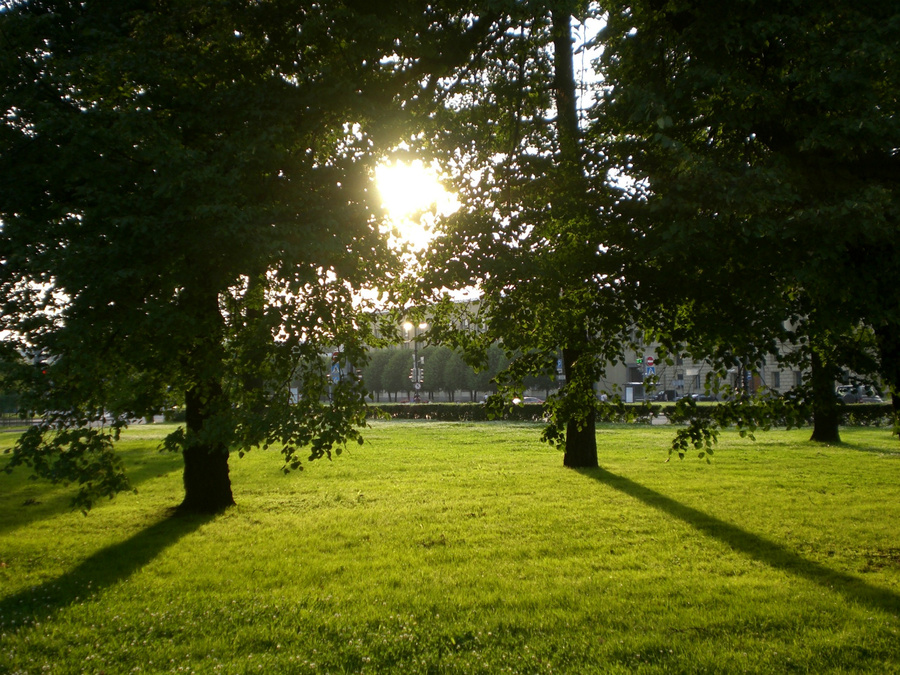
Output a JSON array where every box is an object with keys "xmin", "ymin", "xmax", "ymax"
[
  {"xmin": 367, "ymin": 403, "xmax": 547, "ymax": 422},
  {"xmin": 146, "ymin": 401, "xmax": 899, "ymax": 428},
  {"xmin": 368, "ymin": 402, "xmax": 898, "ymax": 428},
  {"xmin": 840, "ymin": 404, "xmax": 897, "ymax": 427}
]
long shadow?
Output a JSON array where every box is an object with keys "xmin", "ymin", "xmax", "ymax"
[
  {"xmin": 842, "ymin": 440, "xmax": 900, "ymax": 457},
  {"xmin": 0, "ymin": 510, "xmax": 212, "ymax": 630},
  {"xmin": 0, "ymin": 450, "xmax": 184, "ymax": 536},
  {"xmin": 580, "ymin": 467, "xmax": 900, "ymax": 617}
]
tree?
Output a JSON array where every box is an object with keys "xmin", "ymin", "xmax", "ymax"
[
  {"xmin": 420, "ymin": 345, "xmax": 449, "ymax": 400},
  {"xmin": 0, "ymin": 0, "xmax": 494, "ymax": 510},
  {"xmin": 598, "ymin": 0, "xmax": 900, "ymax": 444},
  {"xmin": 465, "ymin": 344, "xmax": 506, "ymax": 401},
  {"xmin": 875, "ymin": 326, "xmax": 900, "ymax": 426},
  {"xmin": 443, "ymin": 348, "xmax": 473, "ymax": 401},
  {"xmin": 382, "ymin": 349, "xmax": 415, "ymax": 401},
  {"xmin": 423, "ymin": 1, "xmax": 634, "ymax": 466},
  {"xmin": 524, "ymin": 369, "xmax": 558, "ymax": 400},
  {"xmin": 361, "ymin": 348, "xmax": 393, "ymax": 402}
]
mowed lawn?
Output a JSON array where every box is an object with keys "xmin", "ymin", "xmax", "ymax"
[{"xmin": 1, "ymin": 421, "xmax": 899, "ymax": 674}]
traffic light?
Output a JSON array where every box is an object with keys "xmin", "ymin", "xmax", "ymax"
[
  {"xmin": 409, "ymin": 368, "xmax": 415, "ymax": 380},
  {"xmin": 418, "ymin": 369, "xmax": 424, "ymax": 383},
  {"xmin": 32, "ymin": 351, "xmax": 49, "ymax": 376},
  {"xmin": 636, "ymin": 355, "xmax": 643, "ymax": 366}
]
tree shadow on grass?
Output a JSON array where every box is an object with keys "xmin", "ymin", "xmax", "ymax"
[
  {"xmin": 0, "ymin": 450, "xmax": 183, "ymax": 536},
  {"xmin": 840, "ymin": 438, "xmax": 900, "ymax": 457},
  {"xmin": 0, "ymin": 509, "xmax": 212, "ymax": 630},
  {"xmin": 579, "ymin": 467, "xmax": 900, "ymax": 618}
]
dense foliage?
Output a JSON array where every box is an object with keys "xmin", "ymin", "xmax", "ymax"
[
  {"xmin": 598, "ymin": 0, "xmax": 900, "ymax": 442},
  {"xmin": 0, "ymin": 0, "xmax": 493, "ymax": 510},
  {"xmin": 359, "ymin": 344, "xmax": 555, "ymax": 403},
  {"xmin": 410, "ymin": 0, "xmax": 899, "ymax": 457},
  {"xmin": 2, "ymin": 0, "xmax": 897, "ymax": 513},
  {"xmin": 418, "ymin": 1, "xmax": 635, "ymax": 466}
]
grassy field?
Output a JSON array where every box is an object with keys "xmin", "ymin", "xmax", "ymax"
[{"xmin": 1, "ymin": 422, "xmax": 899, "ymax": 674}]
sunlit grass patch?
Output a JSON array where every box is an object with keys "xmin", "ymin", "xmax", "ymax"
[{"xmin": 1, "ymin": 422, "xmax": 899, "ymax": 673}]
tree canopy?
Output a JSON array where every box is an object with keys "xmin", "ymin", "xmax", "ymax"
[
  {"xmin": 598, "ymin": 0, "xmax": 900, "ymax": 442},
  {"xmin": 3, "ymin": 0, "xmax": 897, "ymax": 513},
  {"xmin": 418, "ymin": 1, "xmax": 638, "ymax": 465},
  {"xmin": 417, "ymin": 0, "xmax": 899, "ymax": 455},
  {"xmin": 0, "ymin": 0, "xmax": 495, "ymax": 510}
]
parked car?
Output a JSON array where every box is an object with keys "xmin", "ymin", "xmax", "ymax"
[
  {"xmin": 512, "ymin": 396, "xmax": 544, "ymax": 405},
  {"xmin": 836, "ymin": 385, "xmax": 883, "ymax": 404},
  {"xmin": 677, "ymin": 393, "xmax": 718, "ymax": 402}
]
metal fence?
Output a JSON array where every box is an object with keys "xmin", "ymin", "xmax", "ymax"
[{"xmin": 0, "ymin": 394, "xmax": 39, "ymax": 429}]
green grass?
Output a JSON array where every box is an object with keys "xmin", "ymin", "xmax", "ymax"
[{"xmin": 1, "ymin": 422, "xmax": 899, "ymax": 674}]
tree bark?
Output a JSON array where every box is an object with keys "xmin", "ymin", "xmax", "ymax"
[
  {"xmin": 552, "ymin": 5, "xmax": 581, "ymax": 172},
  {"xmin": 178, "ymin": 287, "xmax": 235, "ymax": 513},
  {"xmin": 562, "ymin": 347, "xmax": 598, "ymax": 468},
  {"xmin": 180, "ymin": 382, "xmax": 235, "ymax": 512},
  {"xmin": 552, "ymin": 8, "xmax": 597, "ymax": 469},
  {"xmin": 809, "ymin": 349, "xmax": 841, "ymax": 444}
]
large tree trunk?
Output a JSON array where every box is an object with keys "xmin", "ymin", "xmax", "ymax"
[
  {"xmin": 178, "ymin": 287, "xmax": 235, "ymax": 513},
  {"xmin": 180, "ymin": 382, "xmax": 235, "ymax": 512},
  {"xmin": 562, "ymin": 347, "xmax": 598, "ymax": 468},
  {"xmin": 552, "ymin": 8, "xmax": 597, "ymax": 469},
  {"xmin": 809, "ymin": 349, "xmax": 841, "ymax": 444},
  {"xmin": 552, "ymin": 5, "xmax": 581, "ymax": 176}
]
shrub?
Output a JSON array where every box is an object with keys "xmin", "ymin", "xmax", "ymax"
[
  {"xmin": 368, "ymin": 402, "xmax": 546, "ymax": 422},
  {"xmin": 364, "ymin": 402, "xmax": 895, "ymax": 429}
]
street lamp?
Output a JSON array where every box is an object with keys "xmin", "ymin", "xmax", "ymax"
[{"xmin": 403, "ymin": 321, "xmax": 427, "ymax": 402}]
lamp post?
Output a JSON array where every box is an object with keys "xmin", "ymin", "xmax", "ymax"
[{"xmin": 403, "ymin": 321, "xmax": 427, "ymax": 402}]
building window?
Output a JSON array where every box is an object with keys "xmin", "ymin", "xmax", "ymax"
[
  {"xmin": 772, "ymin": 371, "xmax": 780, "ymax": 389},
  {"xmin": 794, "ymin": 371, "xmax": 803, "ymax": 387}
]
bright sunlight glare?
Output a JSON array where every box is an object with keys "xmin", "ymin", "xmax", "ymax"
[{"xmin": 375, "ymin": 160, "xmax": 459, "ymax": 251}]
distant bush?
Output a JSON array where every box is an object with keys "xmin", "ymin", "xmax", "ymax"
[
  {"xmin": 365, "ymin": 401, "xmax": 896, "ymax": 428},
  {"xmin": 164, "ymin": 408, "xmax": 187, "ymax": 423},
  {"xmin": 840, "ymin": 403, "xmax": 895, "ymax": 427},
  {"xmin": 368, "ymin": 402, "xmax": 546, "ymax": 422}
]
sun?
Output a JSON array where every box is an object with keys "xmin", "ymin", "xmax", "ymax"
[{"xmin": 375, "ymin": 160, "xmax": 458, "ymax": 250}]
